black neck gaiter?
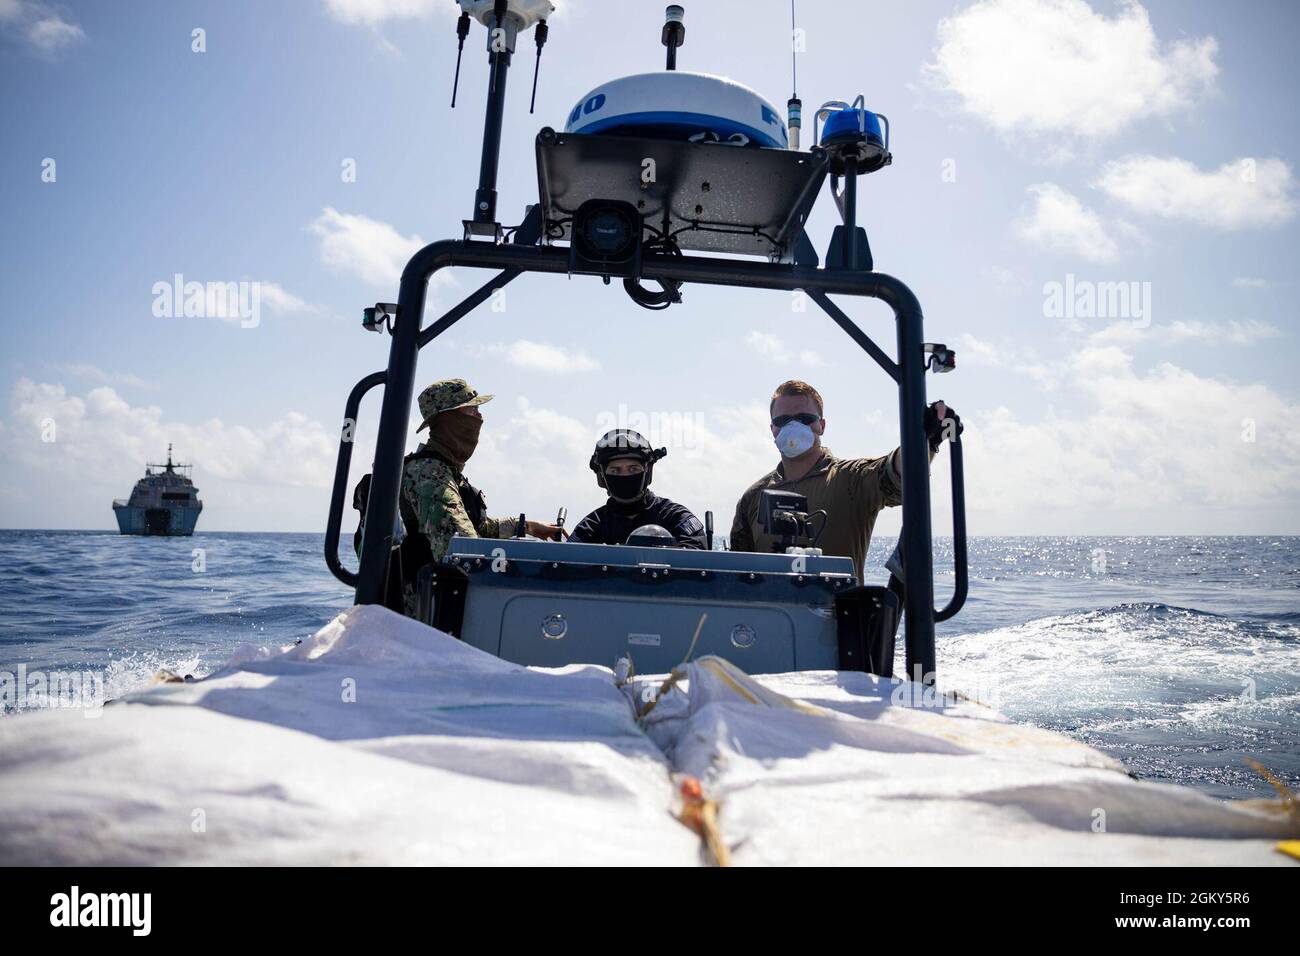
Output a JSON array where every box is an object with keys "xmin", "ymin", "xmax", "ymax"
[{"xmin": 604, "ymin": 472, "xmax": 649, "ymax": 505}]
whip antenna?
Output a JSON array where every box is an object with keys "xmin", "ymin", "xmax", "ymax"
[
  {"xmin": 451, "ymin": 10, "xmax": 471, "ymax": 107},
  {"xmin": 788, "ymin": 0, "xmax": 801, "ymax": 149},
  {"xmin": 529, "ymin": 18, "xmax": 548, "ymax": 113}
]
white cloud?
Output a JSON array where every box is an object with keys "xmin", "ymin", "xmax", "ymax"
[
  {"xmin": 321, "ymin": 0, "xmax": 572, "ymax": 28},
  {"xmin": 57, "ymin": 364, "xmax": 156, "ymax": 390},
  {"xmin": 959, "ymin": 347, "xmax": 1300, "ymax": 532},
  {"xmin": 27, "ymin": 13, "xmax": 81, "ymax": 51},
  {"xmin": 466, "ymin": 397, "xmax": 609, "ymax": 522},
  {"xmin": 308, "ymin": 207, "xmax": 445, "ymax": 290},
  {"xmin": 149, "ymin": 279, "xmax": 315, "ymax": 326},
  {"xmin": 1231, "ymin": 277, "xmax": 1273, "ymax": 290},
  {"xmin": 1095, "ymin": 156, "xmax": 1297, "ymax": 229},
  {"xmin": 1162, "ymin": 319, "xmax": 1280, "ymax": 345},
  {"xmin": 951, "ymin": 334, "xmax": 1065, "ymax": 389},
  {"xmin": 925, "ymin": 0, "xmax": 1217, "ymax": 141},
  {"xmin": 745, "ymin": 331, "xmax": 785, "ymax": 359},
  {"xmin": 1089, "ymin": 319, "xmax": 1279, "ymax": 347},
  {"xmin": 743, "ymin": 331, "xmax": 823, "ymax": 366},
  {"xmin": 258, "ymin": 281, "xmax": 316, "ymax": 314},
  {"xmin": 982, "ymin": 265, "xmax": 1031, "ymax": 292},
  {"xmin": 320, "ymin": 0, "xmax": 439, "ymax": 26},
  {"xmin": 957, "ymin": 334, "xmax": 1004, "ymax": 366},
  {"xmin": 1014, "ymin": 183, "xmax": 1122, "ymax": 263},
  {"xmin": 504, "ymin": 339, "xmax": 600, "ymax": 374},
  {"xmin": 0, "ymin": 1, "xmax": 84, "ymax": 54},
  {"xmin": 3, "ymin": 380, "xmax": 345, "ymax": 530}
]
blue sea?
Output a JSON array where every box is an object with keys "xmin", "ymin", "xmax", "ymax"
[{"xmin": 1, "ymin": 531, "xmax": 1296, "ymax": 800}]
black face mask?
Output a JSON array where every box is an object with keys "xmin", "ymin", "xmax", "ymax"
[{"xmin": 604, "ymin": 472, "xmax": 647, "ymax": 504}]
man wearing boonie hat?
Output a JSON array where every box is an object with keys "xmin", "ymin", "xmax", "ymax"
[{"xmin": 356, "ymin": 378, "xmax": 562, "ymax": 618}]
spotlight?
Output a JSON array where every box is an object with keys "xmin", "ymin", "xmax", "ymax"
[{"xmin": 569, "ymin": 199, "xmax": 643, "ymax": 277}]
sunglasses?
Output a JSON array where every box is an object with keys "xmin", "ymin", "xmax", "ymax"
[{"xmin": 771, "ymin": 413, "xmax": 820, "ymax": 427}]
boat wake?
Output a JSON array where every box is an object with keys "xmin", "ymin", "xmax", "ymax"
[{"xmin": 940, "ymin": 603, "xmax": 1300, "ymax": 797}]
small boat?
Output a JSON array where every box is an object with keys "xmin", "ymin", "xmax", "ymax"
[{"xmin": 112, "ymin": 444, "xmax": 203, "ymax": 536}]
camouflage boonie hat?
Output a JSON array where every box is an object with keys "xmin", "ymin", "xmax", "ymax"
[{"xmin": 415, "ymin": 378, "xmax": 493, "ymax": 431}]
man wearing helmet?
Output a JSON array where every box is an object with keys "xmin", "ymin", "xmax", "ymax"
[{"xmin": 570, "ymin": 428, "xmax": 706, "ymax": 548}]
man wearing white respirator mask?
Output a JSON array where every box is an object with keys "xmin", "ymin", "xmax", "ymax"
[{"xmin": 729, "ymin": 379, "xmax": 960, "ymax": 581}]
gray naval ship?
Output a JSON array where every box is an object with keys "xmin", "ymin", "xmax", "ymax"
[{"xmin": 112, "ymin": 444, "xmax": 203, "ymax": 536}]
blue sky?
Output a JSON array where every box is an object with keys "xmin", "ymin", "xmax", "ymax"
[{"xmin": 2, "ymin": 0, "xmax": 1297, "ymax": 537}]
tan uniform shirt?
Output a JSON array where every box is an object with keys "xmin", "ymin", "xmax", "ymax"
[{"xmin": 729, "ymin": 445, "xmax": 904, "ymax": 581}]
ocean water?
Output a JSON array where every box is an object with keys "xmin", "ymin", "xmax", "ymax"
[{"xmin": 0, "ymin": 530, "xmax": 1295, "ymax": 800}]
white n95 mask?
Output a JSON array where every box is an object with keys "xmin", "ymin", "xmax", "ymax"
[{"xmin": 775, "ymin": 421, "xmax": 816, "ymax": 458}]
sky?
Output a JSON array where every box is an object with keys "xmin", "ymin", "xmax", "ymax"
[{"xmin": 2, "ymin": 0, "xmax": 1298, "ymax": 541}]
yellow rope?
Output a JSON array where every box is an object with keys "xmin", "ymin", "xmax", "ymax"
[
  {"xmin": 1245, "ymin": 758, "xmax": 1299, "ymax": 823},
  {"xmin": 676, "ymin": 776, "xmax": 730, "ymax": 867},
  {"xmin": 1244, "ymin": 758, "xmax": 1300, "ymax": 861},
  {"xmin": 637, "ymin": 613, "xmax": 709, "ymax": 718},
  {"xmin": 679, "ymin": 612, "xmax": 708, "ymax": 666}
]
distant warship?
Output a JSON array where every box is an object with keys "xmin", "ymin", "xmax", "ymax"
[{"xmin": 112, "ymin": 444, "xmax": 203, "ymax": 536}]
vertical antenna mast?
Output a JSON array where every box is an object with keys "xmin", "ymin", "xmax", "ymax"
[
  {"xmin": 662, "ymin": 5, "xmax": 685, "ymax": 70},
  {"xmin": 451, "ymin": 11, "xmax": 471, "ymax": 107},
  {"xmin": 529, "ymin": 18, "xmax": 549, "ymax": 113},
  {"xmin": 788, "ymin": 0, "xmax": 802, "ymax": 149},
  {"xmin": 452, "ymin": 1, "xmax": 555, "ymax": 238}
]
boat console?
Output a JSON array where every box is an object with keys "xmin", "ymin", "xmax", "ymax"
[{"xmin": 415, "ymin": 536, "xmax": 895, "ymax": 676}]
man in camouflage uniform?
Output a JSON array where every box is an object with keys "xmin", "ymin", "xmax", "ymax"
[{"xmin": 358, "ymin": 379, "xmax": 562, "ymax": 618}]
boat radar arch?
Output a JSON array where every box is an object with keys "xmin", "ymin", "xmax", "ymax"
[{"xmin": 329, "ymin": 2, "xmax": 967, "ymax": 687}]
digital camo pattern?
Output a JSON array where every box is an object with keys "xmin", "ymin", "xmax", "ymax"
[
  {"xmin": 399, "ymin": 456, "xmax": 503, "ymax": 616},
  {"xmin": 415, "ymin": 378, "xmax": 492, "ymax": 430}
]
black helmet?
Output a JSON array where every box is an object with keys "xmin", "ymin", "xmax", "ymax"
[{"xmin": 589, "ymin": 429, "xmax": 667, "ymax": 501}]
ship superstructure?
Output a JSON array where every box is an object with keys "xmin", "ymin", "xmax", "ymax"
[{"xmin": 112, "ymin": 444, "xmax": 203, "ymax": 536}]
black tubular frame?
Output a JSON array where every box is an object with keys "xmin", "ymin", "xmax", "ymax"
[
  {"xmin": 935, "ymin": 435, "xmax": 967, "ymax": 623},
  {"xmin": 325, "ymin": 230, "xmax": 968, "ymax": 683},
  {"xmin": 324, "ymin": 370, "xmax": 386, "ymax": 588}
]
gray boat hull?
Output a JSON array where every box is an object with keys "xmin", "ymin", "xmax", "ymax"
[{"xmin": 112, "ymin": 504, "xmax": 201, "ymax": 536}]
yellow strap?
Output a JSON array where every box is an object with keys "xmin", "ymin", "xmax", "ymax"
[{"xmin": 1246, "ymin": 758, "xmax": 1300, "ymax": 825}]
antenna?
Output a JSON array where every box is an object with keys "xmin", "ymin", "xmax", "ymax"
[
  {"xmin": 452, "ymin": 1, "xmax": 556, "ymax": 238},
  {"xmin": 530, "ymin": 18, "xmax": 548, "ymax": 113},
  {"xmin": 451, "ymin": 11, "xmax": 471, "ymax": 107},
  {"xmin": 788, "ymin": 0, "xmax": 802, "ymax": 149},
  {"xmin": 662, "ymin": 5, "xmax": 685, "ymax": 70}
]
